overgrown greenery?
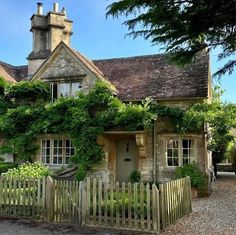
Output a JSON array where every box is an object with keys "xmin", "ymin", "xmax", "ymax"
[
  {"xmin": 175, "ymin": 162, "xmax": 207, "ymax": 189},
  {"xmin": 106, "ymin": 0, "xmax": 236, "ymax": 78},
  {"xmin": 129, "ymin": 170, "xmax": 141, "ymax": 183},
  {"xmin": 0, "ymin": 79, "xmax": 235, "ymax": 180},
  {"xmin": 0, "ymin": 162, "xmax": 18, "ymax": 175},
  {"xmin": 2, "ymin": 162, "xmax": 50, "ymax": 179}
]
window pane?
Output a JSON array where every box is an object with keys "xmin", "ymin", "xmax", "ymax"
[
  {"xmin": 167, "ymin": 139, "xmax": 179, "ymax": 166},
  {"xmin": 173, "ymin": 158, "xmax": 179, "ymax": 166},
  {"xmin": 65, "ymin": 139, "xmax": 75, "ymax": 165},
  {"xmin": 53, "ymin": 139, "xmax": 63, "ymax": 165},
  {"xmin": 41, "ymin": 139, "xmax": 50, "ymax": 164},
  {"xmin": 58, "ymin": 83, "xmax": 70, "ymax": 97},
  {"xmin": 51, "ymin": 83, "xmax": 58, "ymax": 102},
  {"xmin": 71, "ymin": 82, "xmax": 82, "ymax": 97},
  {"xmin": 173, "ymin": 149, "xmax": 178, "ymax": 157},
  {"xmin": 182, "ymin": 139, "xmax": 192, "ymax": 165}
]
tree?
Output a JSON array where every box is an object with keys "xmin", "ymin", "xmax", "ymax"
[{"xmin": 106, "ymin": 0, "xmax": 236, "ymax": 77}]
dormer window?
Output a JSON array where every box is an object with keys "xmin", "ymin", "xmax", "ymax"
[{"xmin": 51, "ymin": 81, "xmax": 82, "ymax": 101}]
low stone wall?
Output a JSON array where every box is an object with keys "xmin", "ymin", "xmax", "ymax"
[{"xmin": 217, "ymin": 163, "xmax": 234, "ymax": 172}]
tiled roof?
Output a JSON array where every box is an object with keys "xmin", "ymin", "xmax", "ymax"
[
  {"xmin": 0, "ymin": 61, "xmax": 28, "ymax": 82},
  {"xmin": 0, "ymin": 51, "xmax": 209, "ymax": 101},
  {"xmin": 94, "ymin": 52, "xmax": 209, "ymax": 101}
]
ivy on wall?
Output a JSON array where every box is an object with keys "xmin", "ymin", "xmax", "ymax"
[{"xmin": 0, "ymin": 77, "xmax": 235, "ymax": 180}]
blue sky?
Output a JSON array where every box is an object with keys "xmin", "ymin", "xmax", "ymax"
[{"xmin": 0, "ymin": 0, "xmax": 235, "ymax": 102}]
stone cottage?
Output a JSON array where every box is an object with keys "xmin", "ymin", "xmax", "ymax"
[{"xmin": 0, "ymin": 3, "xmax": 213, "ymax": 183}]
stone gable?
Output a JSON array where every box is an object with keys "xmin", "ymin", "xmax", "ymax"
[{"xmin": 39, "ymin": 46, "xmax": 86, "ymax": 80}]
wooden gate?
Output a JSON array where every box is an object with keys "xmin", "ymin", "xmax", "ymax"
[{"xmin": 49, "ymin": 178, "xmax": 83, "ymax": 223}]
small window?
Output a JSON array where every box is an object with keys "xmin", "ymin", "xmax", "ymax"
[
  {"xmin": 166, "ymin": 138, "xmax": 194, "ymax": 167},
  {"xmin": 51, "ymin": 81, "xmax": 82, "ymax": 101},
  {"xmin": 40, "ymin": 138, "xmax": 75, "ymax": 166}
]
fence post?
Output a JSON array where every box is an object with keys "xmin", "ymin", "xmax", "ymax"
[
  {"xmin": 46, "ymin": 176, "xmax": 55, "ymax": 222},
  {"xmin": 187, "ymin": 176, "xmax": 192, "ymax": 212},
  {"xmin": 80, "ymin": 181, "xmax": 86, "ymax": 225}
]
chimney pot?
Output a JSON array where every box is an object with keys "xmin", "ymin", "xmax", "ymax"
[
  {"xmin": 61, "ymin": 7, "xmax": 67, "ymax": 18},
  {"xmin": 37, "ymin": 2, "xmax": 43, "ymax": 15},
  {"xmin": 53, "ymin": 3, "xmax": 59, "ymax": 12}
]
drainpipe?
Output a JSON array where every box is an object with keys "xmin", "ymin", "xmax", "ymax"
[{"xmin": 153, "ymin": 121, "xmax": 157, "ymax": 182}]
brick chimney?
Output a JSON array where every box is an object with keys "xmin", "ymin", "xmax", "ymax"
[{"xmin": 27, "ymin": 2, "xmax": 73, "ymax": 78}]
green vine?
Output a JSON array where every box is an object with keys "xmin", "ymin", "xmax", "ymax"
[{"xmin": 0, "ymin": 79, "xmax": 235, "ymax": 180}]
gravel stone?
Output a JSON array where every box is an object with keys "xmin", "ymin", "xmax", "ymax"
[{"xmin": 161, "ymin": 172, "xmax": 236, "ymax": 235}]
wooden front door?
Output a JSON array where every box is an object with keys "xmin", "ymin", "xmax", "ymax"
[{"xmin": 116, "ymin": 139, "xmax": 139, "ymax": 182}]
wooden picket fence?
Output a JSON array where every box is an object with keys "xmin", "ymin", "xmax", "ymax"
[
  {"xmin": 83, "ymin": 178, "xmax": 160, "ymax": 233},
  {"xmin": 0, "ymin": 176, "xmax": 46, "ymax": 219},
  {"xmin": 0, "ymin": 176, "xmax": 192, "ymax": 234},
  {"xmin": 159, "ymin": 177, "xmax": 192, "ymax": 229}
]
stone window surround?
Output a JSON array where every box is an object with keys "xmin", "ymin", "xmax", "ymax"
[{"xmin": 39, "ymin": 134, "xmax": 75, "ymax": 166}]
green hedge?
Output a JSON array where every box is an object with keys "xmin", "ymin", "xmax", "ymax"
[{"xmin": 0, "ymin": 163, "xmax": 18, "ymax": 175}]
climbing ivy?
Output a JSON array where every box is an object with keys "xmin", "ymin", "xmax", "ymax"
[{"xmin": 0, "ymin": 79, "xmax": 235, "ymax": 180}]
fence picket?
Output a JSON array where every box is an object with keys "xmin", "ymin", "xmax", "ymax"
[
  {"xmin": 146, "ymin": 183, "xmax": 151, "ymax": 231},
  {"xmin": 104, "ymin": 183, "xmax": 108, "ymax": 224},
  {"xmin": 134, "ymin": 183, "xmax": 138, "ymax": 229},
  {"xmin": 98, "ymin": 180, "xmax": 102, "ymax": 224},
  {"xmin": 92, "ymin": 178, "xmax": 97, "ymax": 225},
  {"xmin": 115, "ymin": 182, "xmax": 120, "ymax": 227},
  {"xmin": 127, "ymin": 182, "xmax": 132, "ymax": 228},
  {"xmin": 121, "ymin": 182, "xmax": 125, "ymax": 226}
]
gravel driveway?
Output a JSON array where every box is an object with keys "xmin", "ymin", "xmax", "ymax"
[
  {"xmin": 0, "ymin": 173, "xmax": 235, "ymax": 235},
  {"xmin": 161, "ymin": 172, "xmax": 236, "ymax": 235}
]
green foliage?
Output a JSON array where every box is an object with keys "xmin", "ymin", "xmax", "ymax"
[
  {"xmin": 0, "ymin": 79, "xmax": 235, "ymax": 180},
  {"xmin": 2, "ymin": 162, "xmax": 51, "ymax": 179},
  {"xmin": 6, "ymin": 80, "xmax": 50, "ymax": 103},
  {"xmin": 175, "ymin": 162, "xmax": 207, "ymax": 189},
  {"xmin": 0, "ymin": 77, "xmax": 7, "ymax": 96},
  {"xmin": 0, "ymin": 80, "xmax": 154, "ymax": 179},
  {"xmin": 0, "ymin": 163, "xmax": 18, "ymax": 175},
  {"xmin": 129, "ymin": 170, "xmax": 141, "ymax": 183},
  {"xmin": 107, "ymin": 0, "xmax": 236, "ymax": 77},
  {"xmin": 75, "ymin": 165, "xmax": 87, "ymax": 181}
]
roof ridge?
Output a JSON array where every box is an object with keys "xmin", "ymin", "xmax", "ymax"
[{"xmin": 93, "ymin": 53, "xmax": 165, "ymax": 62}]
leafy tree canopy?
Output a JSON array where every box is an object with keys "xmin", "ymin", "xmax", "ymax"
[{"xmin": 106, "ymin": 0, "xmax": 236, "ymax": 77}]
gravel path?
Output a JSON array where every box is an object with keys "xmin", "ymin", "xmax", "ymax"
[
  {"xmin": 161, "ymin": 172, "xmax": 236, "ymax": 235},
  {"xmin": 0, "ymin": 173, "xmax": 235, "ymax": 235}
]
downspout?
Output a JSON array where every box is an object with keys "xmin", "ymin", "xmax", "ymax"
[{"xmin": 153, "ymin": 121, "xmax": 156, "ymax": 182}]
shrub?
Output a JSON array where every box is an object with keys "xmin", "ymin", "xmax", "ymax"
[
  {"xmin": 76, "ymin": 165, "xmax": 87, "ymax": 181},
  {"xmin": 175, "ymin": 162, "xmax": 207, "ymax": 189},
  {"xmin": 0, "ymin": 163, "xmax": 18, "ymax": 175},
  {"xmin": 2, "ymin": 162, "xmax": 51, "ymax": 179},
  {"xmin": 129, "ymin": 170, "xmax": 141, "ymax": 183}
]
